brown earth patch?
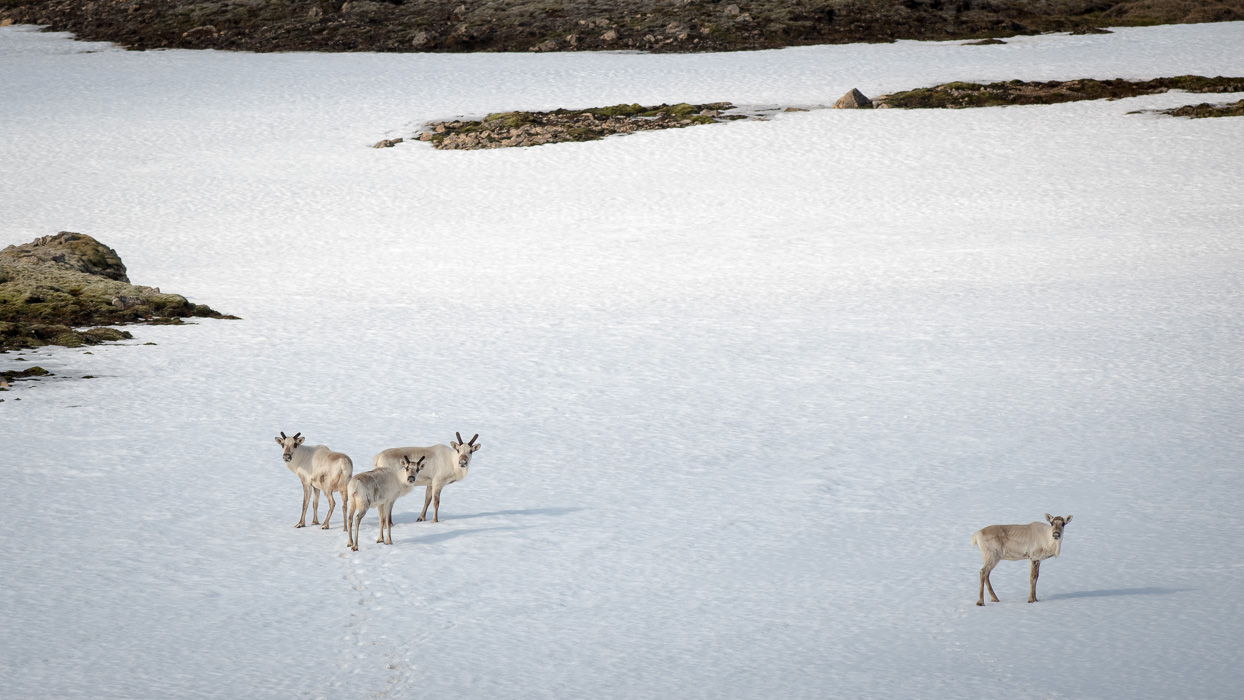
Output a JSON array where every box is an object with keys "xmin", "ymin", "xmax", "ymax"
[
  {"xmin": 1, "ymin": 1, "xmax": 1242, "ymax": 54},
  {"xmin": 875, "ymin": 75, "xmax": 1244, "ymax": 109},
  {"xmin": 417, "ymin": 102, "xmax": 742, "ymax": 150},
  {"xmin": 1159, "ymin": 98, "xmax": 1244, "ymax": 117}
]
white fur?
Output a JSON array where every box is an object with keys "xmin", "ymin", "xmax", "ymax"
[
  {"xmin": 372, "ymin": 433, "xmax": 481, "ymax": 523},
  {"xmin": 970, "ymin": 513, "xmax": 1072, "ymax": 606},
  {"xmin": 273, "ymin": 433, "xmax": 354, "ymax": 530},
  {"xmin": 345, "ymin": 458, "xmax": 422, "ymax": 550}
]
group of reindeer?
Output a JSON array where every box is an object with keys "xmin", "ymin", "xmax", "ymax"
[
  {"xmin": 271, "ymin": 430, "xmax": 1072, "ymax": 606},
  {"xmin": 273, "ymin": 430, "xmax": 481, "ymax": 552}
]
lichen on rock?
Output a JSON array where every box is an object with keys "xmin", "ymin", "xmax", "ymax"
[{"xmin": 0, "ymin": 231, "xmax": 237, "ymax": 351}]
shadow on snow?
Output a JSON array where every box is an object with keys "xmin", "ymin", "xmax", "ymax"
[
  {"xmin": 388, "ymin": 506, "xmax": 585, "ymax": 526},
  {"xmin": 402, "ymin": 524, "xmax": 532, "ymax": 545},
  {"xmin": 1045, "ymin": 587, "xmax": 1191, "ymax": 600}
]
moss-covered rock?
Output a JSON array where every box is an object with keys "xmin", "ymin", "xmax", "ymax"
[
  {"xmin": 1160, "ymin": 98, "xmax": 1244, "ymax": 118},
  {"xmin": 82, "ymin": 327, "xmax": 132, "ymax": 343},
  {"xmin": 878, "ymin": 76, "xmax": 1244, "ymax": 109},
  {"xmin": 0, "ymin": 231, "xmax": 129, "ymax": 281},
  {"xmin": 0, "ymin": 231, "xmax": 237, "ymax": 351},
  {"xmin": 2, "ymin": 365, "xmax": 51, "ymax": 382},
  {"xmin": 420, "ymin": 102, "xmax": 737, "ymax": 150}
]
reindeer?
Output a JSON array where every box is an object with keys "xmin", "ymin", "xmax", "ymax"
[
  {"xmin": 272, "ymin": 431, "xmax": 354, "ymax": 530},
  {"xmin": 970, "ymin": 514, "xmax": 1073, "ymax": 606},
  {"xmin": 371, "ymin": 432, "xmax": 481, "ymax": 523},
  {"xmin": 346, "ymin": 455, "xmax": 425, "ymax": 550}
]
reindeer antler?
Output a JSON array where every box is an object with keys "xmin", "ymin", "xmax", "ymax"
[
  {"xmin": 293, "ymin": 432, "xmax": 301, "ymax": 440},
  {"xmin": 456, "ymin": 432, "xmax": 463, "ymax": 444},
  {"xmin": 280, "ymin": 431, "xmax": 287, "ymax": 439},
  {"xmin": 468, "ymin": 434, "xmax": 478, "ymax": 446}
]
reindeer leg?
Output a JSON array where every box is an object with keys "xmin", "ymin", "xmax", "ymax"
[
  {"xmin": 376, "ymin": 503, "xmax": 390, "ymax": 544},
  {"xmin": 311, "ymin": 487, "xmax": 321, "ymax": 526},
  {"xmin": 432, "ymin": 484, "xmax": 444, "ymax": 523},
  {"xmin": 979, "ymin": 556, "xmax": 1000, "ymax": 606},
  {"xmin": 322, "ymin": 490, "xmax": 336, "ymax": 530},
  {"xmin": 340, "ymin": 489, "xmax": 350, "ymax": 531},
  {"xmin": 417, "ymin": 484, "xmax": 432, "ymax": 522},
  {"xmin": 352, "ymin": 505, "xmax": 368, "ymax": 552},
  {"xmin": 1028, "ymin": 559, "xmax": 1041, "ymax": 603},
  {"xmin": 346, "ymin": 499, "xmax": 356, "ymax": 548},
  {"xmin": 383, "ymin": 502, "xmax": 394, "ymax": 545},
  {"xmin": 984, "ymin": 561, "xmax": 1000, "ymax": 604},
  {"xmin": 296, "ymin": 481, "xmax": 310, "ymax": 528}
]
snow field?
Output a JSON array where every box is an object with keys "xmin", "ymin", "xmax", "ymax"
[{"xmin": 2, "ymin": 20, "xmax": 1244, "ymax": 699}]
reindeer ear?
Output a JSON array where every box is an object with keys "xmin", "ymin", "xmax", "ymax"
[
  {"xmin": 471, "ymin": 443, "xmax": 481, "ymax": 452},
  {"xmin": 295, "ymin": 436, "xmax": 305, "ymax": 446},
  {"xmin": 274, "ymin": 436, "xmax": 284, "ymax": 445},
  {"xmin": 1064, "ymin": 515, "xmax": 1072, "ymax": 524},
  {"xmin": 450, "ymin": 441, "xmax": 460, "ymax": 449},
  {"xmin": 1045, "ymin": 513, "xmax": 1053, "ymax": 522}
]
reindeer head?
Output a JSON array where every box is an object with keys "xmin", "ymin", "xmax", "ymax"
[
  {"xmin": 400, "ymin": 455, "xmax": 427, "ymax": 483},
  {"xmin": 273, "ymin": 431, "xmax": 305, "ymax": 462},
  {"xmin": 1045, "ymin": 513, "xmax": 1073, "ymax": 540},
  {"xmin": 449, "ymin": 432, "xmax": 481, "ymax": 469}
]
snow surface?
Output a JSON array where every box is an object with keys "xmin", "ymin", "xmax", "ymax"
[{"xmin": 2, "ymin": 20, "xmax": 1244, "ymax": 699}]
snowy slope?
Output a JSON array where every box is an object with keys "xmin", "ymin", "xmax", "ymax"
[{"xmin": 2, "ymin": 21, "xmax": 1243, "ymax": 699}]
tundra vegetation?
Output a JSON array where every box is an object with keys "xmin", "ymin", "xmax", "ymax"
[
  {"xmin": 0, "ymin": 232, "xmax": 236, "ymax": 352},
  {"xmin": 1, "ymin": 1, "xmax": 1241, "ymax": 54},
  {"xmin": 1, "ymin": 364, "xmax": 50, "ymax": 390},
  {"xmin": 413, "ymin": 102, "xmax": 741, "ymax": 150},
  {"xmin": 875, "ymin": 75, "xmax": 1244, "ymax": 109},
  {"xmin": 410, "ymin": 76, "xmax": 1244, "ymax": 152},
  {"xmin": 1158, "ymin": 98, "xmax": 1244, "ymax": 118}
]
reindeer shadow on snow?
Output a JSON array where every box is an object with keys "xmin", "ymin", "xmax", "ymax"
[
  {"xmin": 1045, "ymin": 587, "xmax": 1191, "ymax": 601},
  {"xmin": 398, "ymin": 524, "xmax": 536, "ymax": 546},
  {"xmin": 387, "ymin": 506, "xmax": 585, "ymax": 526}
]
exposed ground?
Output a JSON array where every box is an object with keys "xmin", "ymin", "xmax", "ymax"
[
  {"xmin": 875, "ymin": 75, "xmax": 1244, "ymax": 108},
  {"xmin": 0, "ymin": 231, "xmax": 236, "ymax": 351},
  {"xmin": 1, "ymin": 0, "xmax": 1242, "ymax": 53},
  {"xmin": 1159, "ymin": 97, "xmax": 1244, "ymax": 117},
  {"xmin": 411, "ymin": 102, "xmax": 743, "ymax": 150},
  {"xmin": 1, "ymin": 363, "xmax": 56, "ymax": 392},
  {"xmin": 406, "ymin": 76, "xmax": 1244, "ymax": 151}
]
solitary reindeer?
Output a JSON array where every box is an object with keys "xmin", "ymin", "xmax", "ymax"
[
  {"xmin": 273, "ymin": 431, "xmax": 354, "ymax": 530},
  {"xmin": 372, "ymin": 432, "xmax": 481, "ymax": 523},
  {"xmin": 346, "ymin": 455, "xmax": 425, "ymax": 550},
  {"xmin": 971, "ymin": 513, "xmax": 1073, "ymax": 606}
]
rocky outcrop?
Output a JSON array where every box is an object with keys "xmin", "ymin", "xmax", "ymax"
[
  {"xmin": 0, "ymin": 231, "xmax": 237, "ymax": 351},
  {"xmin": 5, "ymin": 0, "xmax": 1226, "ymax": 55},
  {"xmin": 416, "ymin": 102, "xmax": 741, "ymax": 151},
  {"xmin": 874, "ymin": 76, "xmax": 1244, "ymax": 109},
  {"xmin": 1, "ymin": 231, "xmax": 129, "ymax": 282},
  {"xmin": 1159, "ymin": 98, "xmax": 1244, "ymax": 118}
]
